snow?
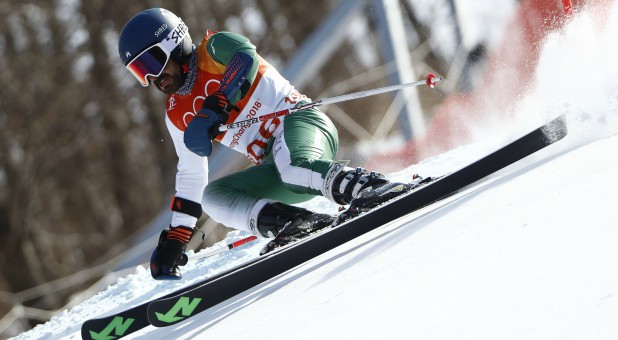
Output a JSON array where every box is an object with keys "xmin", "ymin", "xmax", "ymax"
[{"xmin": 12, "ymin": 1, "xmax": 618, "ymax": 340}]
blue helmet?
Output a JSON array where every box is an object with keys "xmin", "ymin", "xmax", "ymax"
[{"xmin": 119, "ymin": 8, "xmax": 193, "ymax": 86}]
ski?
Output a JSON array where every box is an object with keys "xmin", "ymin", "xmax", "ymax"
[
  {"xmin": 81, "ymin": 115, "xmax": 567, "ymax": 338},
  {"xmin": 145, "ymin": 115, "xmax": 568, "ymax": 328}
]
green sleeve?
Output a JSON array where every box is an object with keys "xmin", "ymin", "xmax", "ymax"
[
  {"xmin": 207, "ymin": 31, "xmax": 257, "ymax": 64},
  {"xmin": 207, "ymin": 32, "xmax": 259, "ymax": 102}
]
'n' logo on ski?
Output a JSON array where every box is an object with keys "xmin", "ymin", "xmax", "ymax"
[
  {"xmin": 88, "ymin": 316, "xmax": 134, "ymax": 340},
  {"xmin": 155, "ymin": 297, "xmax": 203, "ymax": 324}
]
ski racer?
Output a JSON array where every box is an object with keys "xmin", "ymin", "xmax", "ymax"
[{"xmin": 118, "ymin": 8, "xmax": 414, "ymax": 280}]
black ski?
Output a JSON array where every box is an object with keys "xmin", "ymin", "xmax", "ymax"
[
  {"xmin": 81, "ymin": 116, "xmax": 566, "ymax": 338},
  {"xmin": 145, "ymin": 115, "xmax": 568, "ymax": 328},
  {"xmin": 80, "ymin": 256, "xmax": 258, "ymax": 340}
]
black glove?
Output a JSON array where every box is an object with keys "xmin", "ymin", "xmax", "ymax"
[
  {"xmin": 184, "ymin": 91, "xmax": 230, "ymax": 157},
  {"xmin": 202, "ymin": 91, "xmax": 231, "ymax": 136},
  {"xmin": 150, "ymin": 226, "xmax": 194, "ymax": 280}
]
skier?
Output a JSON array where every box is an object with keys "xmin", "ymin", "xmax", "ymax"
[{"xmin": 119, "ymin": 8, "xmax": 413, "ymax": 280}]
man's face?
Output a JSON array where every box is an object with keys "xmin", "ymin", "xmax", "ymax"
[{"xmin": 148, "ymin": 59, "xmax": 183, "ymax": 95}]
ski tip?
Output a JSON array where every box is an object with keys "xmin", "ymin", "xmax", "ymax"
[{"xmin": 541, "ymin": 114, "xmax": 568, "ymax": 143}]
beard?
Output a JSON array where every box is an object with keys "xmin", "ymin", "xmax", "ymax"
[{"xmin": 154, "ymin": 73, "xmax": 181, "ymax": 95}]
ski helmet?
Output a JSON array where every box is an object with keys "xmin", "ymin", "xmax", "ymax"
[{"xmin": 118, "ymin": 8, "xmax": 193, "ymax": 86}]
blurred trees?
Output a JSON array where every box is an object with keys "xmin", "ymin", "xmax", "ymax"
[{"xmin": 0, "ymin": 0, "xmax": 174, "ymax": 323}]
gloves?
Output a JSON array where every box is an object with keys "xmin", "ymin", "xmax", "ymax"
[
  {"xmin": 184, "ymin": 91, "xmax": 230, "ymax": 157},
  {"xmin": 150, "ymin": 226, "xmax": 194, "ymax": 280}
]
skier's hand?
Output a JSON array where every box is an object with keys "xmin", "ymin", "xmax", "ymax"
[
  {"xmin": 150, "ymin": 226, "xmax": 194, "ymax": 280},
  {"xmin": 202, "ymin": 91, "xmax": 230, "ymax": 136},
  {"xmin": 184, "ymin": 91, "xmax": 230, "ymax": 157}
]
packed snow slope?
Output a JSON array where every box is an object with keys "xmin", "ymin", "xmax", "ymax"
[
  {"xmin": 13, "ymin": 2, "xmax": 618, "ymax": 339},
  {"xmin": 16, "ymin": 130, "xmax": 618, "ymax": 340}
]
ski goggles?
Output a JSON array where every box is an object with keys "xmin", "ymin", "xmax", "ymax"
[{"xmin": 125, "ymin": 20, "xmax": 188, "ymax": 87}]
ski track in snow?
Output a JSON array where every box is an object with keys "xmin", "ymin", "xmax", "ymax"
[{"xmin": 12, "ymin": 2, "xmax": 618, "ymax": 339}]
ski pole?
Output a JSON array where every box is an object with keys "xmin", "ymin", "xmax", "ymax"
[
  {"xmin": 185, "ymin": 235, "xmax": 258, "ymax": 263},
  {"xmin": 219, "ymin": 73, "xmax": 443, "ymax": 132}
]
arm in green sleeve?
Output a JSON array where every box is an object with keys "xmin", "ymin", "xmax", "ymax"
[{"xmin": 207, "ymin": 32, "xmax": 260, "ymax": 102}]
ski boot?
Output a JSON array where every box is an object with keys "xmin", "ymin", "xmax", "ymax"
[
  {"xmin": 258, "ymin": 202, "xmax": 335, "ymax": 255},
  {"xmin": 329, "ymin": 167, "xmax": 428, "ymax": 225}
]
